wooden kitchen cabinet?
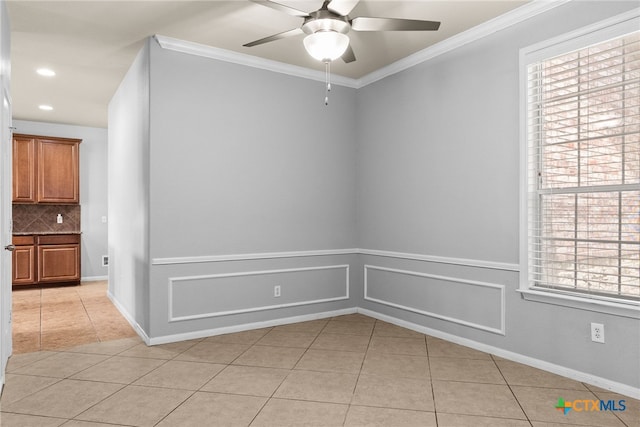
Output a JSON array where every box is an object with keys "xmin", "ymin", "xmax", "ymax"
[
  {"xmin": 12, "ymin": 234, "xmax": 81, "ymax": 286},
  {"xmin": 37, "ymin": 234, "xmax": 81, "ymax": 284},
  {"xmin": 12, "ymin": 136, "xmax": 37, "ymax": 203},
  {"xmin": 12, "ymin": 235, "xmax": 36, "ymax": 285},
  {"xmin": 12, "ymin": 134, "xmax": 81, "ymax": 204},
  {"xmin": 37, "ymin": 138, "xmax": 80, "ymax": 203}
]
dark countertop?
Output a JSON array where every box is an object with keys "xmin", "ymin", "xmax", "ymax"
[{"xmin": 13, "ymin": 231, "xmax": 82, "ymax": 236}]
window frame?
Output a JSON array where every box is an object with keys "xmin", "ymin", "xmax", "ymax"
[{"xmin": 518, "ymin": 9, "xmax": 640, "ymax": 319}]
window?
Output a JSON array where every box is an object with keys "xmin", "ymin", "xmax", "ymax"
[{"xmin": 520, "ymin": 11, "xmax": 639, "ymax": 314}]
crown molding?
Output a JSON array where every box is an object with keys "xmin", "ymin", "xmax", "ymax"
[
  {"xmin": 156, "ymin": 0, "xmax": 571, "ymax": 90},
  {"xmin": 356, "ymin": 0, "xmax": 572, "ymax": 88},
  {"xmin": 154, "ymin": 35, "xmax": 359, "ymax": 89}
]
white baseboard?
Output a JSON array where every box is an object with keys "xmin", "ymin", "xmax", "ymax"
[
  {"xmin": 357, "ymin": 308, "xmax": 640, "ymax": 400},
  {"xmin": 106, "ymin": 291, "xmax": 150, "ymax": 345},
  {"xmin": 148, "ymin": 307, "xmax": 358, "ymax": 345},
  {"xmin": 81, "ymin": 275, "xmax": 108, "ymax": 282}
]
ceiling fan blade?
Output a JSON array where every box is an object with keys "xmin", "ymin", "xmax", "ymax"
[
  {"xmin": 249, "ymin": 0, "xmax": 310, "ymax": 17},
  {"xmin": 327, "ymin": 0, "xmax": 359, "ymax": 16},
  {"xmin": 351, "ymin": 17, "xmax": 441, "ymax": 32},
  {"xmin": 243, "ymin": 28, "xmax": 304, "ymax": 47},
  {"xmin": 342, "ymin": 44, "xmax": 356, "ymax": 63}
]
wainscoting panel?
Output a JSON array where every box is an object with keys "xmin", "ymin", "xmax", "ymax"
[
  {"xmin": 169, "ymin": 264, "xmax": 349, "ymax": 322},
  {"xmin": 364, "ymin": 264, "xmax": 505, "ymax": 334}
]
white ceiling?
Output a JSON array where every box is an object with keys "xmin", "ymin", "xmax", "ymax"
[{"xmin": 8, "ymin": 0, "xmax": 530, "ymax": 128}]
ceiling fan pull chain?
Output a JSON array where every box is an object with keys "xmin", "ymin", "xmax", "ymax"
[{"xmin": 324, "ymin": 60, "xmax": 331, "ymax": 106}]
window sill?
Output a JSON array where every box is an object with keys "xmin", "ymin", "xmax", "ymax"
[{"xmin": 517, "ymin": 288, "xmax": 640, "ymax": 319}]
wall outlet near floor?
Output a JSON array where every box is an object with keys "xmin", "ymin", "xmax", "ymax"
[
  {"xmin": 591, "ymin": 322, "xmax": 605, "ymax": 343},
  {"xmin": 102, "ymin": 255, "xmax": 109, "ymax": 267},
  {"xmin": 274, "ymin": 285, "xmax": 281, "ymax": 298}
]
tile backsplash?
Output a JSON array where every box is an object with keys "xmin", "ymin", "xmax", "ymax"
[{"xmin": 13, "ymin": 204, "xmax": 81, "ymax": 233}]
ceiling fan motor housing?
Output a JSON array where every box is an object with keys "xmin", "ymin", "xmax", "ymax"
[
  {"xmin": 302, "ymin": 10, "xmax": 351, "ymax": 35},
  {"xmin": 243, "ymin": 0, "xmax": 441, "ymax": 65}
]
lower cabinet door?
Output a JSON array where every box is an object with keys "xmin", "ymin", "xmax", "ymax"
[
  {"xmin": 12, "ymin": 245, "xmax": 36, "ymax": 285},
  {"xmin": 37, "ymin": 244, "xmax": 80, "ymax": 283}
]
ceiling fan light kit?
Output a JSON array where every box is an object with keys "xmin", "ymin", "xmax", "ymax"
[
  {"xmin": 303, "ymin": 31, "xmax": 349, "ymax": 62},
  {"xmin": 245, "ymin": 0, "xmax": 441, "ymax": 103}
]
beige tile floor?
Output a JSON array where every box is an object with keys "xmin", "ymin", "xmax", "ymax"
[
  {"xmin": 11, "ymin": 281, "xmax": 138, "ymax": 354},
  {"xmin": 1, "ymin": 313, "xmax": 638, "ymax": 426}
]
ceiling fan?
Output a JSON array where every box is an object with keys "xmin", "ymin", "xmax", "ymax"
[{"xmin": 243, "ymin": 0, "xmax": 441, "ymax": 63}]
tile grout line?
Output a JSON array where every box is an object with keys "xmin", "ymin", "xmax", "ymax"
[
  {"xmin": 247, "ymin": 323, "xmax": 321, "ymax": 426},
  {"xmin": 146, "ymin": 387, "xmax": 199, "ymax": 426},
  {"xmin": 491, "ymin": 353, "xmax": 534, "ymax": 426},
  {"xmin": 67, "ymin": 380, "xmax": 128, "ymax": 424},
  {"xmin": 259, "ymin": 321, "xmax": 329, "ymax": 424},
  {"xmin": 76, "ymin": 286, "xmax": 104, "ymax": 345},
  {"xmin": 341, "ymin": 316, "xmax": 374, "ymax": 426},
  {"xmin": 244, "ymin": 316, "xmax": 371, "ymax": 426},
  {"xmin": 221, "ymin": 326, "xmax": 279, "ymax": 426},
  {"xmin": 425, "ymin": 334, "xmax": 440, "ymax": 427},
  {"xmin": 343, "ymin": 317, "xmax": 377, "ymax": 426},
  {"xmin": 0, "ymin": 375, "xmax": 66, "ymax": 409},
  {"xmin": 72, "ymin": 337, "xmax": 203, "ymax": 425}
]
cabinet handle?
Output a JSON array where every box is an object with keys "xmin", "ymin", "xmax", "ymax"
[{"xmin": 4, "ymin": 244, "xmax": 15, "ymax": 252}]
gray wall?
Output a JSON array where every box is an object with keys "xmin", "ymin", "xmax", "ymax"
[
  {"xmin": 146, "ymin": 41, "xmax": 358, "ymax": 338},
  {"xmin": 109, "ymin": 39, "xmax": 358, "ymax": 340},
  {"xmin": 148, "ymin": 45, "xmax": 357, "ymax": 258},
  {"xmin": 12, "ymin": 119, "xmax": 108, "ymax": 280},
  {"xmin": 355, "ymin": 0, "xmax": 639, "ymax": 390},
  {"xmin": 108, "ymin": 39, "xmax": 151, "ymax": 334}
]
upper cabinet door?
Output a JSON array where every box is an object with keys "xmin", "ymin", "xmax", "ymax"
[
  {"xmin": 37, "ymin": 138, "xmax": 80, "ymax": 204},
  {"xmin": 12, "ymin": 134, "xmax": 82, "ymax": 204},
  {"xmin": 12, "ymin": 136, "xmax": 37, "ymax": 203}
]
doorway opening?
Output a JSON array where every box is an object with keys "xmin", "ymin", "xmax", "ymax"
[{"xmin": 12, "ymin": 281, "xmax": 137, "ymax": 354}]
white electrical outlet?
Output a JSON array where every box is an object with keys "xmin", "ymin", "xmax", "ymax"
[
  {"xmin": 274, "ymin": 285, "xmax": 281, "ymax": 298},
  {"xmin": 591, "ymin": 323, "xmax": 605, "ymax": 343},
  {"xmin": 57, "ymin": 214, "xmax": 63, "ymax": 224}
]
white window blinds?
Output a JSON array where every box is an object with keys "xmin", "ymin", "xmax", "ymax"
[{"xmin": 525, "ymin": 29, "xmax": 640, "ymax": 302}]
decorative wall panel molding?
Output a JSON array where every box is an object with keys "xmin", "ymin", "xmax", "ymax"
[
  {"xmin": 152, "ymin": 248, "xmax": 357, "ymax": 265},
  {"xmin": 364, "ymin": 264, "xmax": 505, "ymax": 334},
  {"xmin": 152, "ymin": 247, "xmax": 518, "ymax": 271},
  {"xmin": 169, "ymin": 264, "xmax": 349, "ymax": 322}
]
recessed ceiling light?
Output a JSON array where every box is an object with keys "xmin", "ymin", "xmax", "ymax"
[
  {"xmin": 36, "ymin": 68, "xmax": 56, "ymax": 77},
  {"xmin": 38, "ymin": 105, "xmax": 53, "ymax": 111}
]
